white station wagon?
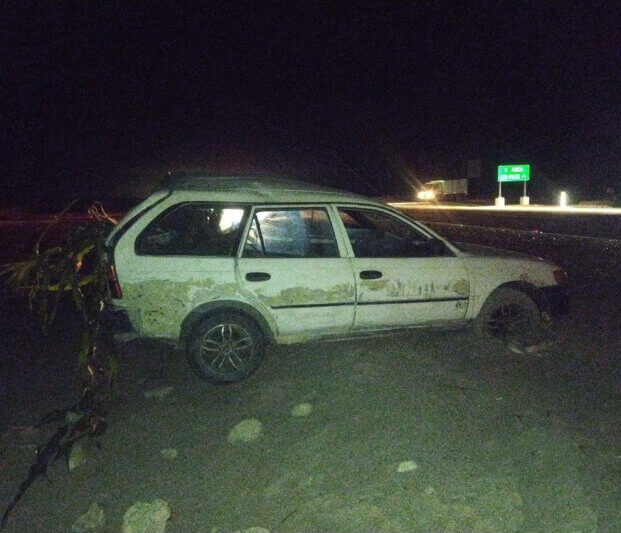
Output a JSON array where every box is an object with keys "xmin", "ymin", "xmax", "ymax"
[{"xmin": 105, "ymin": 175, "xmax": 568, "ymax": 383}]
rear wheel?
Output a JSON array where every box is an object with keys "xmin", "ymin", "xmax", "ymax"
[
  {"xmin": 188, "ymin": 312, "xmax": 265, "ymax": 383},
  {"xmin": 475, "ymin": 288, "xmax": 541, "ymax": 345}
]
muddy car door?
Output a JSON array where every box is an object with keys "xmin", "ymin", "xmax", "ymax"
[
  {"xmin": 112, "ymin": 203, "xmax": 248, "ymax": 339},
  {"xmin": 237, "ymin": 206, "xmax": 356, "ymax": 339},
  {"xmin": 335, "ymin": 207, "xmax": 470, "ymax": 330}
]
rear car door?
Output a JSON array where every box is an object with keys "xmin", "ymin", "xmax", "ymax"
[
  {"xmin": 336, "ymin": 207, "xmax": 470, "ymax": 330},
  {"xmin": 237, "ymin": 206, "xmax": 356, "ymax": 339},
  {"xmin": 112, "ymin": 202, "xmax": 248, "ymax": 339}
]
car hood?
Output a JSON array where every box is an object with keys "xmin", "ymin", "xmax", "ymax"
[{"xmin": 455, "ymin": 242, "xmax": 545, "ymax": 262}]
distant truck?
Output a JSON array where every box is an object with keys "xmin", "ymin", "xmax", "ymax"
[{"xmin": 417, "ymin": 179, "xmax": 468, "ymax": 201}]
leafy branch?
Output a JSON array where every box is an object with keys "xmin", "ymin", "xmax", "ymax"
[{"xmin": 0, "ymin": 202, "xmax": 119, "ymax": 529}]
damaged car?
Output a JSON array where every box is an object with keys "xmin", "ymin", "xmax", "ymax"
[{"xmin": 105, "ymin": 175, "xmax": 569, "ymax": 383}]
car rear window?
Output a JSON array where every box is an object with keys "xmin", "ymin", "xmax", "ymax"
[{"xmin": 135, "ymin": 204, "xmax": 247, "ymax": 256}]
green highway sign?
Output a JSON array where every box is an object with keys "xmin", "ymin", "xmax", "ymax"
[{"xmin": 498, "ymin": 164, "xmax": 530, "ymax": 182}]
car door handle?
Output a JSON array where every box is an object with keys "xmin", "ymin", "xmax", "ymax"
[
  {"xmin": 359, "ymin": 270, "xmax": 382, "ymax": 280},
  {"xmin": 245, "ymin": 272, "xmax": 271, "ymax": 282}
]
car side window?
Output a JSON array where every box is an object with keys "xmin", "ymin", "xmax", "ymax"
[
  {"xmin": 242, "ymin": 208, "xmax": 339, "ymax": 258},
  {"xmin": 338, "ymin": 208, "xmax": 447, "ymax": 258},
  {"xmin": 135, "ymin": 204, "xmax": 246, "ymax": 256}
]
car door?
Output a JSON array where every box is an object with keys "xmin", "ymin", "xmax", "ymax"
[
  {"xmin": 335, "ymin": 206, "xmax": 470, "ymax": 330},
  {"xmin": 237, "ymin": 206, "xmax": 356, "ymax": 339}
]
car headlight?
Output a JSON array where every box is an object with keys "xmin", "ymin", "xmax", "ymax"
[{"xmin": 417, "ymin": 190, "xmax": 435, "ymax": 200}]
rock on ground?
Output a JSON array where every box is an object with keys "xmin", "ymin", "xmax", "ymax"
[
  {"xmin": 228, "ymin": 418, "xmax": 262, "ymax": 443},
  {"xmin": 121, "ymin": 499, "xmax": 170, "ymax": 533},
  {"xmin": 71, "ymin": 503, "xmax": 105, "ymax": 532}
]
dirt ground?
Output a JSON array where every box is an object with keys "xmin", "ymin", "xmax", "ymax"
[
  {"xmin": 0, "ymin": 218, "xmax": 619, "ymax": 532},
  {"xmin": 0, "ymin": 278, "xmax": 619, "ymax": 532}
]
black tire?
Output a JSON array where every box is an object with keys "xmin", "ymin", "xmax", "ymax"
[
  {"xmin": 474, "ymin": 288, "xmax": 541, "ymax": 345},
  {"xmin": 187, "ymin": 312, "xmax": 265, "ymax": 383}
]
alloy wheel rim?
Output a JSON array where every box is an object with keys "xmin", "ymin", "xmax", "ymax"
[{"xmin": 199, "ymin": 323, "xmax": 254, "ymax": 375}]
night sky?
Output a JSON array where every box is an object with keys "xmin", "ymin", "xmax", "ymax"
[{"xmin": 3, "ymin": 1, "xmax": 619, "ymax": 206}]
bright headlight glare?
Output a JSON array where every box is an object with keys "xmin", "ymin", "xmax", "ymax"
[{"xmin": 417, "ymin": 190, "xmax": 435, "ymax": 200}]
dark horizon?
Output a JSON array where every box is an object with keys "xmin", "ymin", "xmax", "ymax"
[{"xmin": 3, "ymin": 2, "xmax": 619, "ymax": 207}]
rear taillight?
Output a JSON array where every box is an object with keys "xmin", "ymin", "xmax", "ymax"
[
  {"xmin": 106, "ymin": 264, "xmax": 123, "ymax": 299},
  {"xmin": 553, "ymin": 269, "xmax": 569, "ymax": 285}
]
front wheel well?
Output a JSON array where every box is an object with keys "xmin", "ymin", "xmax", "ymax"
[
  {"xmin": 178, "ymin": 301, "xmax": 275, "ymax": 350},
  {"xmin": 487, "ymin": 281, "xmax": 548, "ymax": 314}
]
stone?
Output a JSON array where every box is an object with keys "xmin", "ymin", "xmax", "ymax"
[
  {"xmin": 291, "ymin": 403, "xmax": 312, "ymax": 417},
  {"xmin": 65, "ymin": 411, "xmax": 82, "ymax": 423},
  {"xmin": 160, "ymin": 448, "xmax": 178, "ymax": 459},
  {"xmin": 122, "ymin": 499, "xmax": 170, "ymax": 533},
  {"xmin": 228, "ymin": 418, "xmax": 262, "ymax": 443},
  {"xmin": 71, "ymin": 502, "xmax": 105, "ymax": 532},
  {"xmin": 68, "ymin": 443, "xmax": 86, "ymax": 471},
  {"xmin": 397, "ymin": 460, "xmax": 418, "ymax": 472}
]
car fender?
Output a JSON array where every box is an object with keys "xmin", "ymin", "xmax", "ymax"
[
  {"xmin": 463, "ymin": 257, "xmax": 558, "ymax": 319},
  {"xmin": 178, "ymin": 298, "xmax": 277, "ymax": 350}
]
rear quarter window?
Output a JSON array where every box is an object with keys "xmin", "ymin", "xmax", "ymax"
[{"xmin": 135, "ymin": 204, "xmax": 247, "ymax": 256}]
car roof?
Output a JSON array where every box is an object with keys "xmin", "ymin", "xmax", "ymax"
[{"xmin": 155, "ymin": 174, "xmax": 384, "ymax": 206}]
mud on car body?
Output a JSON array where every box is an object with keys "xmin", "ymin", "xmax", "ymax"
[{"xmin": 104, "ymin": 175, "xmax": 569, "ymax": 383}]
